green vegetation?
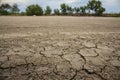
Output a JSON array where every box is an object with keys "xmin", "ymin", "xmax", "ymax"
[
  {"xmin": 11, "ymin": 4, "xmax": 20, "ymax": 14},
  {"xmin": 0, "ymin": 0, "xmax": 120, "ymax": 17},
  {"xmin": 45, "ymin": 6, "xmax": 52, "ymax": 15},
  {"xmin": 60, "ymin": 3, "xmax": 67, "ymax": 15},
  {"xmin": 80, "ymin": 6, "xmax": 87, "ymax": 15},
  {"xmin": 0, "ymin": 3, "xmax": 11, "ymax": 15},
  {"xmin": 26, "ymin": 4, "xmax": 43, "ymax": 16},
  {"xmin": 74, "ymin": 7, "xmax": 80, "ymax": 14},
  {"xmin": 66, "ymin": 5, "xmax": 73, "ymax": 15},
  {"xmin": 54, "ymin": 9, "xmax": 60, "ymax": 15},
  {"xmin": 0, "ymin": 3, "xmax": 20, "ymax": 15},
  {"xmin": 87, "ymin": 0, "xmax": 105, "ymax": 16}
]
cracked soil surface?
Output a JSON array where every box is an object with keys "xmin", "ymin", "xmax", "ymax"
[{"xmin": 0, "ymin": 16, "xmax": 120, "ymax": 80}]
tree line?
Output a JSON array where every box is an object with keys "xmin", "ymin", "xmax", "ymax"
[
  {"xmin": 0, "ymin": 0, "xmax": 120, "ymax": 16},
  {"xmin": 0, "ymin": 3, "xmax": 20, "ymax": 15}
]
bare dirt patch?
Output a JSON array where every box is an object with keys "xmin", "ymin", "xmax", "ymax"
[{"xmin": 0, "ymin": 16, "xmax": 120, "ymax": 80}]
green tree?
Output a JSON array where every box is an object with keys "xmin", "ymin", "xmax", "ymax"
[
  {"xmin": 26, "ymin": 4, "xmax": 43, "ymax": 16},
  {"xmin": 11, "ymin": 4, "xmax": 20, "ymax": 14},
  {"xmin": 45, "ymin": 6, "xmax": 52, "ymax": 15},
  {"xmin": 87, "ymin": 0, "xmax": 105, "ymax": 15},
  {"xmin": 66, "ymin": 5, "xmax": 73, "ymax": 15},
  {"xmin": 94, "ymin": 1, "xmax": 105, "ymax": 15},
  {"xmin": 87, "ymin": 0, "xmax": 96, "ymax": 14},
  {"xmin": 60, "ymin": 3, "xmax": 67, "ymax": 15},
  {"xmin": 0, "ymin": 3, "xmax": 11, "ymax": 15},
  {"xmin": 0, "ymin": 3, "xmax": 11, "ymax": 10},
  {"xmin": 95, "ymin": 6, "xmax": 105, "ymax": 16},
  {"xmin": 80, "ymin": 6, "xmax": 87, "ymax": 14},
  {"xmin": 74, "ymin": 7, "xmax": 80, "ymax": 14},
  {"xmin": 54, "ymin": 9, "xmax": 60, "ymax": 15}
]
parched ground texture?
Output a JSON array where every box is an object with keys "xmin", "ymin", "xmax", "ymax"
[{"xmin": 0, "ymin": 16, "xmax": 120, "ymax": 80}]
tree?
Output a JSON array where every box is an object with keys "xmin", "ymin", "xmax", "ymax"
[
  {"xmin": 60, "ymin": 3, "xmax": 67, "ymax": 15},
  {"xmin": 26, "ymin": 4, "xmax": 43, "ymax": 16},
  {"xmin": 95, "ymin": 6, "xmax": 105, "ymax": 16},
  {"xmin": 66, "ymin": 5, "xmax": 73, "ymax": 15},
  {"xmin": 54, "ymin": 9, "xmax": 60, "ymax": 15},
  {"xmin": 74, "ymin": 7, "xmax": 80, "ymax": 14},
  {"xmin": 45, "ymin": 6, "xmax": 52, "ymax": 15},
  {"xmin": 87, "ymin": 0, "xmax": 105, "ymax": 15},
  {"xmin": 94, "ymin": 1, "xmax": 105, "ymax": 16},
  {"xmin": 0, "ymin": 3, "xmax": 11, "ymax": 15},
  {"xmin": 80, "ymin": 6, "xmax": 87, "ymax": 14},
  {"xmin": 0, "ymin": 3, "xmax": 11, "ymax": 10},
  {"xmin": 11, "ymin": 4, "xmax": 20, "ymax": 14},
  {"xmin": 87, "ymin": 0, "xmax": 96, "ymax": 14}
]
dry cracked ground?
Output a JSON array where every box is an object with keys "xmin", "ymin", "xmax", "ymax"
[{"xmin": 0, "ymin": 16, "xmax": 120, "ymax": 80}]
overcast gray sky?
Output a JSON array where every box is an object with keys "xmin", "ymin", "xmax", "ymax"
[{"xmin": 1, "ymin": 0, "xmax": 120, "ymax": 13}]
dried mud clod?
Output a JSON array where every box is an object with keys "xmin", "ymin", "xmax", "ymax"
[{"xmin": 0, "ymin": 32, "xmax": 120, "ymax": 80}]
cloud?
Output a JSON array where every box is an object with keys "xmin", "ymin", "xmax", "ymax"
[
  {"xmin": 101, "ymin": 0, "xmax": 120, "ymax": 6},
  {"xmin": 1, "ymin": 0, "xmax": 78, "ymax": 4},
  {"xmin": 100, "ymin": 0, "xmax": 120, "ymax": 13},
  {"xmin": 1, "ymin": 0, "xmax": 27, "ymax": 3},
  {"xmin": 0, "ymin": 0, "xmax": 81, "ymax": 8}
]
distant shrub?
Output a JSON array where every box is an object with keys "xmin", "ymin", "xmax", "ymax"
[{"xmin": 103, "ymin": 13, "xmax": 120, "ymax": 17}]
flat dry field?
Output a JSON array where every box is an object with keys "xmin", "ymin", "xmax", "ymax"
[{"xmin": 0, "ymin": 16, "xmax": 120, "ymax": 80}]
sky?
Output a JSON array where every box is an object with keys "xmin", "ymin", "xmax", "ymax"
[{"xmin": 0, "ymin": 0, "xmax": 120, "ymax": 13}]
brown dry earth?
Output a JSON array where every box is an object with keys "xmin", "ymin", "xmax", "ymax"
[{"xmin": 0, "ymin": 16, "xmax": 120, "ymax": 80}]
